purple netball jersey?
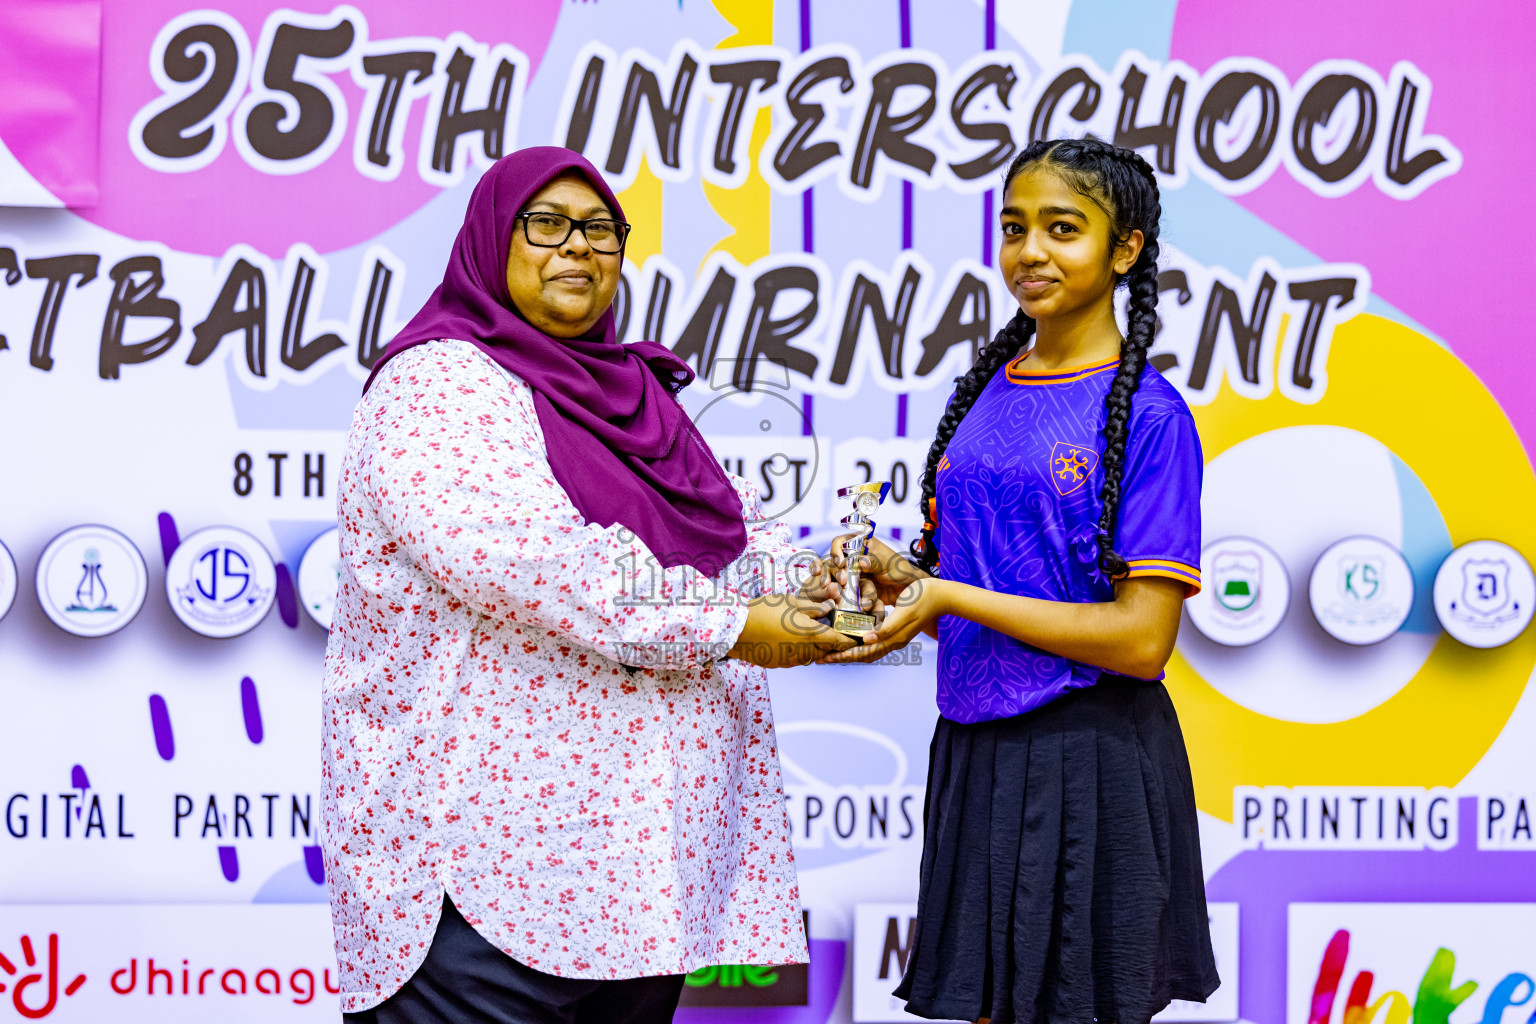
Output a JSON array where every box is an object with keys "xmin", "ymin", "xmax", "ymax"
[{"xmin": 933, "ymin": 352, "xmax": 1204, "ymax": 724}]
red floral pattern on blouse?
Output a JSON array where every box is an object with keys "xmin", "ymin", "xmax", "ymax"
[{"xmin": 321, "ymin": 340, "xmax": 810, "ymax": 1013}]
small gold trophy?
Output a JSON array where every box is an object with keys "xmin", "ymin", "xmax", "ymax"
[{"xmin": 832, "ymin": 481, "xmax": 891, "ymax": 638}]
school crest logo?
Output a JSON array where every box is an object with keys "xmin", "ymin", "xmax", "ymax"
[
  {"xmin": 1188, "ymin": 537, "xmax": 1290, "ymax": 647},
  {"xmin": 1049, "ymin": 442, "xmax": 1099, "ymax": 496},
  {"xmin": 1433, "ymin": 541, "xmax": 1534, "ymax": 648},
  {"xmin": 0, "ymin": 539, "xmax": 16, "ymax": 623},
  {"xmin": 298, "ymin": 527, "xmax": 342, "ymax": 630},
  {"xmin": 1455, "ymin": 558, "xmax": 1513, "ymax": 621},
  {"xmin": 1309, "ymin": 537, "xmax": 1413, "ymax": 645},
  {"xmin": 1339, "ymin": 558, "xmax": 1382, "ymax": 603},
  {"xmin": 35, "ymin": 525, "xmax": 149, "ymax": 638},
  {"xmin": 165, "ymin": 526, "xmax": 277, "ymax": 639},
  {"xmin": 1213, "ymin": 550, "xmax": 1262, "ymax": 614}
]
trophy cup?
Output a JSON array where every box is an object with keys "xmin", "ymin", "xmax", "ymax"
[{"xmin": 832, "ymin": 481, "xmax": 891, "ymax": 638}]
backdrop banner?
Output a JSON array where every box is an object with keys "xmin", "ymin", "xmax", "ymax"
[{"xmin": 1, "ymin": 1, "xmax": 1534, "ymax": 1022}]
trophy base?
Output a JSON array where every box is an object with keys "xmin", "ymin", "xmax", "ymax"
[{"xmin": 832, "ymin": 608, "xmax": 876, "ymax": 639}]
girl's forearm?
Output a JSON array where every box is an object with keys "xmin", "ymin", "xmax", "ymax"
[{"xmin": 932, "ymin": 577, "xmax": 1182, "ymax": 679}]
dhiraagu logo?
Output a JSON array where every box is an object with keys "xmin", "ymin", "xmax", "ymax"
[
  {"xmin": 1289, "ymin": 904, "xmax": 1536, "ymax": 1024},
  {"xmin": 0, "ymin": 932, "xmax": 87, "ymax": 1018}
]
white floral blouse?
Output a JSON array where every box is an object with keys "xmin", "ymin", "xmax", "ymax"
[{"xmin": 320, "ymin": 339, "xmax": 811, "ymax": 1013}]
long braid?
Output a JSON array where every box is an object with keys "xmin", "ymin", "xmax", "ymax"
[
  {"xmin": 1090, "ymin": 145, "xmax": 1162, "ymax": 579},
  {"xmin": 909, "ymin": 310, "xmax": 1035, "ymax": 573},
  {"xmin": 909, "ymin": 135, "xmax": 1165, "ymax": 581}
]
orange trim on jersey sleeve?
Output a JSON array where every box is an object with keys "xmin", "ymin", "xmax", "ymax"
[{"xmin": 1124, "ymin": 558, "xmax": 1202, "ymax": 597}]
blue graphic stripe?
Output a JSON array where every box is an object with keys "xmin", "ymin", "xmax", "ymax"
[{"xmin": 1062, "ymin": 0, "xmax": 1179, "ymax": 66}]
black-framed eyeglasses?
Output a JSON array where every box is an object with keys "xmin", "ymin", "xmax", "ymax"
[{"xmin": 515, "ymin": 212, "xmax": 631, "ymax": 254}]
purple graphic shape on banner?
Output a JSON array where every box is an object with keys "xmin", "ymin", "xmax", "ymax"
[
  {"xmin": 982, "ymin": 189, "xmax": 994, "ymax": 267},
  {"xmin": 1206, "ymin": 799, "xmax": 1536, "ymax": 1024},
  {"xmin": 69, "ymin": 765, "xmax": 89, "ymax": 790},
  {"xmin": 303, "ymin": 845, "xmax": 325, "ymax": 885},
  {"xmin": 0, "ymin": 0, "xmax": 101, "ymax": 207},
  {"xmin": 274, "ymin": 563, "xmax": 298, "ymax": 628},
  {"xmin": 155, "ymin": 511, "xmax": 179, "ymax": 565},
  {"xmin": 147, "ymin": 694, "xmax": 174, "ymax": 761},
  {"xmin": 240, "ymin": 676, "xmax": 263, "ymax": 744},
  {"xmin": 673, "ymin": 938, "xmax": 845, "ymax": 1024},
  {"xmin": 218, "ymin": 845, "xmax": 240, "ymax": 883}
]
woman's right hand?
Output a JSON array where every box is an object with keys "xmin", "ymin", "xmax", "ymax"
[
  {"xmin": 726, "ymin": 593, "xmax": 859, "ymax": 668},
  {"xmin": 829, "ymin": 532, "xmax": 930, "ymax": 609}
]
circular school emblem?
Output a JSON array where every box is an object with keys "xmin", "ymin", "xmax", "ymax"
[
  {"xmin": 297, "ymin": 526, "xmax": 342, "ymax": 630},
  {"xmin": 1433, "ymin": 540, "xmax": 1535, "ymax": 649},
  {"xmin": 0, "ymin": 538, "xmax": 17, "ymax": 622},
  {"xmin": 165, "ymin": 526, "xmax": 276, "ymax": 638},
  {"xmin": 1308, "ymin": 536, "xmax": 1414, "ymax": 645},
  {"xmin": 1187, "ymin": 537, "xmax": 1290, "ymax": 646},
  {"xmin": 36, "ymin": 525, "xmax": 149, "ymax": 637}
]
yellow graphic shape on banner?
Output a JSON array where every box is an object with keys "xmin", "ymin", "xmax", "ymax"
[
  {"xmin": 1168, "ymin": 313, "xmax": 1536, "ymax": 820},
  {"xmin": 704, "ymin": 0, "xmax": 773, "ymax": 266},
  {"xmin": 617, "ymin": 156, "xmax": 663, "ymax": 267}
]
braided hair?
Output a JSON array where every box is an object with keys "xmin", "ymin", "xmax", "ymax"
[{"xmin": 910, "ymin": 136, "xmax": 1164, "ymax": 582}]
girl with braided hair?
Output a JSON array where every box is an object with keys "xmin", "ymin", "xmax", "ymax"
[{"xmin": 828, "ymin": 137, "xmax": 1218, "ymax": 1024}]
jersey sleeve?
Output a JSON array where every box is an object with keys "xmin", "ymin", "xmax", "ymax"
[{"xmin": 1113, "ymin": 410, "xmax": 1204, "ymax": 596}]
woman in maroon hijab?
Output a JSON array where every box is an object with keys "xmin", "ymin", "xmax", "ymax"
[{"xmin": 321, "ymin": 148, "xmax": 860, "ymax": 1024}]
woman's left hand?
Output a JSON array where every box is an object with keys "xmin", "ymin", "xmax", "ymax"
[{"xmin": 819, "ymin": 577, "xmax": 949, "ymax": 664}]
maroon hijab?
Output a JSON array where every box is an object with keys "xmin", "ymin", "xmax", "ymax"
[{"xmin": 365, "ymin": 147, "xmax": 747, "ymax": 576}]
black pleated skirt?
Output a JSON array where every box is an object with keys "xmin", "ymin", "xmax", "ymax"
[{"xmin": 893, "ymin": 676, "xmax": 1219, "ymax": 1024}]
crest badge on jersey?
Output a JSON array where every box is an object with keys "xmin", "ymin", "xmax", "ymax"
[{"xmin": 1049, "ymin": 442, "xmax": 1099, "ymax": 496}]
